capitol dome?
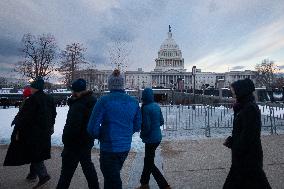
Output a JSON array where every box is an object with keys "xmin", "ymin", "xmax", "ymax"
[
  {"xmin": 154, "ymin": 25, "xmax": 185, "ymax": 72},
  {"xmin": 160, "ymin": 32, "xmax": 180, "ymax": 50}
]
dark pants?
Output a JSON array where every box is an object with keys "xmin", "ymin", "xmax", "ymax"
[
  {"xmin": 140, "ymin": 143, "xmax": 169, "ymax": 189},
  {"xmin": 56, "ymin": 148, "xmax": 99, "ymax": 189},
  {"xmin": 100, "ymin": 151, "xmax": 129, "ymax": 189},
  {"xmin": 29, "ymin": 161, "xmax": 48, "ymax": 180}
]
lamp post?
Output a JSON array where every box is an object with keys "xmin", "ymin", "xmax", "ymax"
[{"xmin": 192, "ymin": 66, "xmax": 196, "ymax": 106}]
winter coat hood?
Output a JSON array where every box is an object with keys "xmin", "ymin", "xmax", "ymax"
[
  {"xmin": 142, "ymin": 88, "xmax": 154, "ymax": 105},
  {"xmin": 231, "ymin": 78, "xmax": 255, "ymax": 100}
]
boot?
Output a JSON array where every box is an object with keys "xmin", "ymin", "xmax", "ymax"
[
  {"xmin": 25, "ymin": 173, "xmax": 37, "ymax": 182},
  {"xmin": 32, "ymin": 175, "xmax": 51, "ymax": 189}
]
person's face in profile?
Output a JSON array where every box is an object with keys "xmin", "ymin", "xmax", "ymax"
[{"xmin": 230, "ymin": 86, "xmax": 236, "ymax": 99}]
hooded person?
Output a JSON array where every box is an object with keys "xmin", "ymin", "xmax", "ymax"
[
  {"xmin": 87, "ymin": 69, "xmax": 142, "ymax": 189},
  {"xmin": 223, "ymin": 78, "xmax": 271, "ymax": 189},
  {"xmin": 4, "ymin": 77, "xmax": 57, "ymax": 189},
  {"xmin": 136, "ymin": 88, "xmax": 171, "ymax": 189},
  {"xmin": 56, "ymin": 78, "xmax": 99, "ymax": 189}
]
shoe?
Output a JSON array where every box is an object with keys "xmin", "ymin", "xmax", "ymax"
[
  {"xmin": 32, "ymin": 175, "xmax": 51, "ymax": 189},
  {"xmin": 136, "ymin": 184, "xmax": 150, "ymax": 189},
  {"xmin": 25, "ymin": 173, "xmax": 37, "ymax": 182}
]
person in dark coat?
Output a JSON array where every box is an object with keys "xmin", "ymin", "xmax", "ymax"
[
  {"xmin": 4, "ymin": 77, "xmax": 57, "ymax": 189},
  {"xmin": 10, "ymin": 87, "xmax": 32, "ymax": 140},
  {"xmin": 56, "ymin": 78, "xmax": 99, "ymax": 189},
  {"xmin": 223, "ymin": 78, "xmax": 271, "ymax": 189},
  {"xmin": 87, "ymin": 69, "xmax": 142, "ymax": 189},
  {"xmin": 136, "ymin": 88, "xmax": 171, "ymax": 189}
]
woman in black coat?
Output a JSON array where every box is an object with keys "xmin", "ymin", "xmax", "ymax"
[
  {"xmin": 4, "ymin": 78, "xmax": 57, "ymax": 188},
  {"xmin": 4, "ymin": 89, "xmax": 56, "ymax": 166},
  {"xmin": 223, "ymin": 78, "xmax": 271, "ymax": 189}
]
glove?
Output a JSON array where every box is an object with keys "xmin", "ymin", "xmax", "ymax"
[{"xmin": 223, "ymin": 136, "xmax": 232, "ymax": 148}]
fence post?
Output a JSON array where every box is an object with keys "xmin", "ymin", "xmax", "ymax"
[
  {"xmin": 269, "ymin": 107, "xmax": 274, "ymax": 134},
  {"xmin": 273, "ymin": 108, "xmax": 277, "ymax": 134},
  {"xmin": 165, "ymin": 106, "xmax": 168, "ymax": 130},
  {"xmin": 175, "ymin": 112, "xmax": 178, "ymax": 131}
]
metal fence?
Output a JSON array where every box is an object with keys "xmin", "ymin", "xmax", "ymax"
[{"xmin": 160, "ymin": 103, "xmax": 284, "ymax": 138}]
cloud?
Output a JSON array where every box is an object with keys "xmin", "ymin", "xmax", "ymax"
[
  {"xmin": 189, "ymin": 16, "xmax": 284, "ymax": 72},
  {"xmin": 0, "ymin": 38, "xmax": 20, "ymax": 57},
  {"xmin": 279, "ymin": 65, "xmax": 284, "ymax": 69},
  {"xmin": 230, "ymin": 66, "xmax": 245, "ymax": 70},
  {"xmin": 1, "ymin": 0, "xmax": 284, "ymax": 77}
]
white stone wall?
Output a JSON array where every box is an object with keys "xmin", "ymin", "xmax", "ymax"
[{"xmin": 125, "ymin": 72, "xmax": 152, "ymax": 89}]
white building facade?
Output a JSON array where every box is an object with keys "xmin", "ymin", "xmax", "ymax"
[{"xmin": 75, "ymin": 26, "xmax": 256, "ymax": 91}]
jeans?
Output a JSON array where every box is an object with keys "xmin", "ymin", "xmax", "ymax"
[
  {"xmin": 99, "ymin": 151, "xmax": 129, "ymax": 189},
  {"xmin": 56, "ymin": 148, "xmax": 99, "ymax": 189},
  {"xmin": 140, "ymin": 143, "xmax": 169, "ymax": 189},
  {"xmin": 29, "ymin": 161, "xmax": 48, "ymax": 180}
]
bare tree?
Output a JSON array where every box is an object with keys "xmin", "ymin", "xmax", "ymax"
[
  {"xmin": 58, "ymin": 43, "xmax": 87, "ymax": 86},
  {"xmin": 255, "ymin": 59, "xmax": 280, "ymax": 89},
  {"xmin": 0, "ymin": 77, "xmax": 8, "ymax": 88},
  {"xmin": 108, "ymin": 38, "xmax": 131, "ymax": 71},
  {"xmin": 272, "ymin": 76, "xmax": 284, "ymax": 89},
  {"xmin": 15, "ymin": 33, "xmax": 57, "ymax": 80}
]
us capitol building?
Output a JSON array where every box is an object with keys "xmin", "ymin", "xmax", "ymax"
[{"xmin": 76, "ymin": 26, "xmax": 256, "ymax": 91}]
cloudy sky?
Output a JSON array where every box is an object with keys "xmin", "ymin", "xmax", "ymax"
[{"xmin": 1, "ymin": 0, "xmax": 284, "ymax": 78}]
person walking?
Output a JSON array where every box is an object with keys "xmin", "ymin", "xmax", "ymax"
[
  {"xmin": 56, "ymin": 78, "xmax": 99, "ymax": 189},
  {"xmin": 4, "ymin": 87, "xmax": 33, "ymax": 166},
  {"xmin": 87, "ymin": 69, "xmax": 142, "ymax": 189},
  {"xmin": 4, "ymin": 77, "xmax": 57, "ymax": 189},
  {"xmin": 136, "ymin": 88, "xmax": 171, "ymax": 189},
  {"xmin": 223, "ymin": 78, "xmax": 271, "ymax": 189}
]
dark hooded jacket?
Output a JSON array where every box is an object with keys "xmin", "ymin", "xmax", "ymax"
[
  {"xmin": 4, "ymin": 90, "xmax": 57, "ymax": 166},
  {"xmin": 223, "ymin": 78, "xmax": 271, "ymax": 189},
  {"xmin": 140, "ymin": 88, "xmax": 164, "ymax": 143},
  {"xmin": 62, "ymin": 91, "xmax": 96, "ymax": 149}
]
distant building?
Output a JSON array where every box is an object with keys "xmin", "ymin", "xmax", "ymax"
[
  {"xmin": 125, "ymin": 68, "xmax": 152, "ymax": 89},
  {"xmin": 126, "ymin": 26, "xmax": 192, "ymax": 90},
  {"xmin": 74, "ymin": 69, "xmax": 112, "ymax": 91},
  {"xmin": 74, "ymin": 26, "xmax": 256, "ymax": 91}
]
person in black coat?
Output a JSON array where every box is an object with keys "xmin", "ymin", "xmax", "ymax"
[
  {"xmin": 223, "ymin": 78, "xmax": 271, "ymax": 189},
  {"xmin": 4, "ymin": 77, "xmax": 57, "ymax": 189},
  {"xmin": 56, "ymin": 79, "xmax": 99, "ymax": 189}
]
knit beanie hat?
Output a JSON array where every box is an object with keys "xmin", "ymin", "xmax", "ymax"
[
  {"xmin": 23, "ymin": 87, "xmax": 32, "ymax": 98},
  {"xmin": 71, "ymin": 78, "xmax": 87, "ymax": 92},
  {"xmin": 108, "ymin": 69, "xmax": 124, "ymax": 91},
  {"xmin": 231, "ymin": 78, "xmax": 255, "ymax": 98},
  {"xmin": 30, "ymin": 77, "xmax": 44, "ymax": 90}
]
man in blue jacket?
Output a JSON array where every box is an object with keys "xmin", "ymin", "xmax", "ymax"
[{"xmin": 87, "ymin": 69, "xmax": 141, "ymax": 189}]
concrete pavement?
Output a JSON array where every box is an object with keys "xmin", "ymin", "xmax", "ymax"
[{"xmin": 0, "ymin": 134, "xmax": 283, "ymax": 189}]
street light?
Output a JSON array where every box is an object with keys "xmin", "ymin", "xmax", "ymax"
[{"xmin": 192, "ymin": 66, "xmax": 196, "ymax": 106}]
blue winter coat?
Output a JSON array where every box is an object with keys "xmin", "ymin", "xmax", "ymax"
[
  {"xmin": 140, "ymin": 88, "xmax": 164, "ymax": 143},
  {"xmin": 87, "ymin": 90, "xmax": 141, "ymax": 152}
]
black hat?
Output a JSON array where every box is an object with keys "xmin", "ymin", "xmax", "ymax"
[
  {"xmin": 30, "ymin": 77, "xmax": 44, "ymax": 90},
  {"xmin": 231, "ymin": 78, "xmax": 255, "ymax": 98},
  {"xmin": 71, "ymin": 78, "xmax": 86, "ymax": 92}
]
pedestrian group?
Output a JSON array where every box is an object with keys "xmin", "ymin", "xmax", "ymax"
[{"xmin": 4, "ymin": 70, "xmax": 271, "ymax": 189}]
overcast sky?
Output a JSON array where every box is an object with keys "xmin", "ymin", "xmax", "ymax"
[{"xmin": 1, "ymin": 0, "xmax": 284, "ymax": 78}]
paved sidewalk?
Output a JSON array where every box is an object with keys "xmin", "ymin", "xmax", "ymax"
[{"xmin": 1, "ymin": 134, "xmax": 283, "ymax": 189}]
